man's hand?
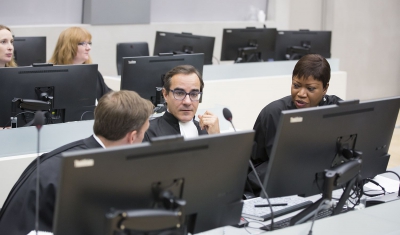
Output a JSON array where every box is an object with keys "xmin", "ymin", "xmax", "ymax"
[{"xmin": 198, "ymin": 110, "xmax": 220, "ymax": 134}]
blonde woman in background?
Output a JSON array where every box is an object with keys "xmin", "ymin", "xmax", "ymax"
[
  {"xmin": 0, "ymin": 25, "xmax": 17, "ymax": 67},
  {"xmin": 49, "ymin": 27, "xmax": 111, "ymax": 100}
]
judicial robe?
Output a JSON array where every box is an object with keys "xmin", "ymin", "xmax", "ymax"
[
  {"xmin": 0, "ymin": 136, "xmax": 102, "ymax": 235},
  {"xmin": 247, "ymin": 95, "xmax": 342, "ymax": 196},
  {"xmin": 96, "ymin": 71, "xmax": 112, "ymax": 100},
  {"xmin": 143, "ymin": 111, "xmax": 208, "ymax": 142}
]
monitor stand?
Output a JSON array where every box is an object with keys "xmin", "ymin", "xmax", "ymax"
[
  {"xmin": 235, "ymin": 46, "xmax": 263, "ymax": 63},
  {"xmin": 290, "ymin": 159, "xmax": 362, "ymax": 225},
  {"xmin": 105, "ymin": 180, "xmax": 187, "ymax": 235}
]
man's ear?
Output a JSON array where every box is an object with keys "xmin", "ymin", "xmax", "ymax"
[
  {"xmin": 323, "ymin": 83, "xmax": 329, "ymax": 94},
  {"xmin": 162, "ymin": 88, "xmax": 168, "ymax": 98},
  {"xmin": 126, "ymin": 130, "xmax": 138, "ymax": 144}
]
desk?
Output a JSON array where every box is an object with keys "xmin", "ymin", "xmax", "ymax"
[
  {"xmin": 200, "ymin": 166, "xmax": 400, "ymax": 235},
  {"xmin": 198, "ymin": 200, "xmax": 400, "ymax": 235}
]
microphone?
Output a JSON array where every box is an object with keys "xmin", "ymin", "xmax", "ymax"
[
  {"xmin": 34, "ymin": 111, "xmax": 45, "ymax": 234},
  {"xmin": 222, "ymin": 108, "xmax": 275, "ymax": 230},
  {"xmin": 33, "ymin": 111, "xmax": 45, "ymax": 130},
  {"xmin": 222, "ymin": 108, "xmax": 232, "ymax": 122},
  {"xmin": 222, "ymin": 108, "xmax": 236, "ymax": 131}
]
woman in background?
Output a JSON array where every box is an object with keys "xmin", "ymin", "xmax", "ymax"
[
  {"xmin": 0, "ymin": 25, "xmax": 17, "ymax": 67},
  {"xmin": 49, "ymin": 27, "xmax": 111, "ymax": 100}
]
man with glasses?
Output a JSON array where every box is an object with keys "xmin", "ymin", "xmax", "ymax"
[{"xmin": 144, "ymin": 65, "xmax": 220, "ymax": 141}]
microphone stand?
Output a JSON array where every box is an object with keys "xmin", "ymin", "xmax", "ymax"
[
  {"xmin": 34, "ymin": 111, "xmax": 45, "ymax": 235},
  {"xmin": 222, "ymin": 108, "xmax": 276, "ymax": 230}
]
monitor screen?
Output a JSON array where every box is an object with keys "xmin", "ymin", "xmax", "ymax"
[
  {"xmin": 0, "ymin": 64, "xmax": 98, "ymax": 128},
  {"xmin": 220, "ymin": 27, "xmax": 277, "ymax": 62},
  {"xmin": 53, "ymin": 130, "xmax": 255, "ymax": 235},
  {"xmin": 116, "ymin": 42, "xmax": 149, "ymax": 75},
  {"xmin": 263, "ymin": 97, "xmax": 400, "ymax": 198},
  {"xmin": 13, "ymin": 36, "xmax": 46, "ymax": 66},
  {"xmin": 153, "ymin": 31, "xmax": 215, "ymax": 65},
  {"xmin": 274, "ymin": 30, "xmax": 331, "ymax": 61},
  {"xmin": 120, "ymin": 53, "xmax": 204, "ymax": 106}
]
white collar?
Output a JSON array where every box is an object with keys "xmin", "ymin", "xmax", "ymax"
[
  {"xmin": 93, "ymin": 134, "xmax": 106, "ymax": 149},
  {"xmin": 179, "ymin": 121, "xmax": 199, "ymax": 139}
]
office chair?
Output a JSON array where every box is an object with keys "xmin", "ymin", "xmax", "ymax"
[{"xmin": 116, "ymin": 42, "xmax": 149, "ymax": 75}]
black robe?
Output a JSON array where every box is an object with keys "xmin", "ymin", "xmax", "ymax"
[
  {"xmin": 247, "ymin": 95, "xmax": 342, "ymax": 196},
  {"xmin": 143, "ymin": 111, "xmax": 208, "ymax": 142},
  {"xmin": 96, "ymin": 71, "xmax": 112, "ymax": 100},
  {"xmin": 0, "ymin": 136, "xmax": 102, "ymax": 235}
]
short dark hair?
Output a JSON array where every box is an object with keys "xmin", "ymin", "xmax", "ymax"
[
  {"xmin": 163, "ymin": 65, "xmax": 204, "ymax": 92},
  {"xmin": 292, "ymin": 54, "xmax": 330, "ymax": 88},
  {"xmin": 93, "ymin": 90, "xmax": 153, "ymax": 141}
]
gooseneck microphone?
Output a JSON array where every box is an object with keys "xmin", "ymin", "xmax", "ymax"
[
  {"xmin": 33, "ymin": 111, "xmax": 45, "ymax": 234},
  {"xmin": 222, "ymin": 108, "xmax": 275, "ymax": 230},
  {"xmin": 222, "ymin": 108, "xmax": 235, "ymax": 131}
]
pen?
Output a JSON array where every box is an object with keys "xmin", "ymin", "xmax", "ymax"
[{"xmin": 254, "ymin": 203, "xmax": 288, "ymax": 207}]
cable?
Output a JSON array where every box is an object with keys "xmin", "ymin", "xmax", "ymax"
[
  {"xmin": 244, "ymin": 221, "xmax": 265, "ymax": 235},
  {"xmin": 384, "ymin": 171, "xmax": 400, "ymax": 181},
  {"xmin": 2, "ymin": 111, "xmax": 36, "ymax": 129},
  {"xmin": 80, "ymin": 111, "xmax": 94, "ymax": 121},
  {"xmin": 383, "ymin": 171, "xmax": 400, "ymax": 196},
  {"xmin": 307, "ymin": 199, "xmax": 331, "ymax": 235},
  {"xmin": 362, "ymin": 178, "xmax": 386, "ymax": 197},
  {"xmin": 212, "ymin": 55, "xmax": 220, "ymax": 65}
]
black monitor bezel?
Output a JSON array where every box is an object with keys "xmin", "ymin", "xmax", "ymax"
[
  {"xmin": 13, "ymin": 36, "xmax": 47, "ymax": 66},
  {"xmin": 220, "ymin": 27, "xmax": 277, "ymax": 62},
  {"xmin": 153, "ymin": 31, "xmax": 215, "ymax": 65},
  {"xmin": 0, "ymin": 64, "xmax": 98, "ymax": 127},
  {"xmin": 53, "ymin": 130, "xmax": 255, "ymax": 235},
  {"xmin": 274, "ymin": 30, "xmax": 332, "ymax": 61},
  {"xmin": 263, "ymin": 96, "xmax": 400, "ymax": 198}
]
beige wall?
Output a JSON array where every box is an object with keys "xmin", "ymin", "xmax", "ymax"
[
  {"xmin": 285, "ymin": 0, "xmax": 400, "ymax": 100},
  {"xmin": 329, "ymin": 0, "xmax": 400, "ymax": 100}
]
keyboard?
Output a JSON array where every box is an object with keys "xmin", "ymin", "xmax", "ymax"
[
  {"xmin": 260, "ymin": 207, "xmax": 350, "ymax": 231},
  {"xmin": 241, "ymin": 195, "xmax": 313, "ymax": 221}
]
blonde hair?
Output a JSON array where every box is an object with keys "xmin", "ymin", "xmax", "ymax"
[
  {"xmin": 0, "ymin": 25, "xmax": 17, "ymax": 67},
  {"xmin": 49, "ymin": 27, "xmax": 92, "ymax": 65}
]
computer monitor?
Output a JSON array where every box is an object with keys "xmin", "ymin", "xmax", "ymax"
[
  {"xmin": 274, "ymin": 30, "xmax": 331, "ymax": 61},
  {"xmin": 220, "ymin": 27, "xmax": 277, "ymax": 62},
  {"xmin": 116, "ymin": 42, "xmax": 149, "ymax": 75},
  {"xmin": 120, "ymin": 53, "xmax": 204, "ymax": 106},
  {"xmin": 53, "ymin": 130, "xmax": 255, "ymax": 235},
  {"xmin": 13, "ymin": 36, "xmax": 46, "ymax": 66},
  {"xmin": 153, "ymin": 31, "xmax": 215, "ymax": 65},
  {"xmin": 0, "ymin": 64, "xmax": 98, "ymax": 128},
  {"xmin": 263, "ymin": 96, "xmax": 400, "ymax": 198}
]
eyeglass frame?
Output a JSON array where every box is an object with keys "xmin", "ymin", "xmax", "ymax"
[
  {"xmin": 168, "ymin": 89, "xmax": 203, "ymax": 101},
  {"xmin": 77, "ymin": 42, "xmax": 92, "ymax": 47}
]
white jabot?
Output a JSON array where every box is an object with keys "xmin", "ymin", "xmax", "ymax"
[
  {"xmin": 93, "ymin": 134, "xmax": 106, "ymax": 148},
  {"xmin": 179, "ymin": 121, "xmax": 199, "ymax": 139}
]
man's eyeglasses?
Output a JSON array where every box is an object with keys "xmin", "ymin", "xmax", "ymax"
[
  {"xmin": 78, "ymin": 42, "xmax": 92, "ymax": 47},
  {"xmin": 169, "ymin": 89, "xmax": 202, "ymax": 101}
]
